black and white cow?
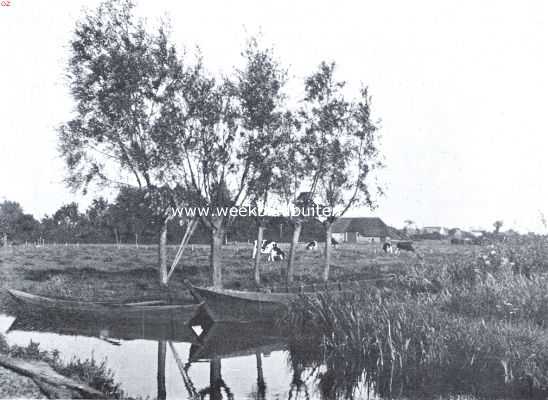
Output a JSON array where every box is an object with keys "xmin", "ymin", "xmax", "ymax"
[
  {"xmin": 396, "ymin": 241, "xmax": 415, "ymax": 253},
  {"xmin": 383, "ymin": 241, "xmax": 416, "ymax": 255},
  {"xmin": 331, "ymin": 237, "xmax": 339, "ymax": 249},
  {"xmin": 271, "ymin": 245, "xmax": 285, "ymax": 261},
  {"xmin": 305, "ymin": 240, "xmax": 318, "ymax": 250},
  {"xmin": 252, "ymin": 240, "xmax": 277, "ymax": 259},
  {"xmin": 382, "ymin": 241, "xmax": 393, "ymax": 253},
  {"xmin": 252, "ymin": 240, "xmax": 284, "ymax": 261}
]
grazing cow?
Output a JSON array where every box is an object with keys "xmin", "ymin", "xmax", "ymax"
[
  {"xmin": 271, "ymin": 245, "xmax": 285, "ymax": 261},
  {"xmin": 252, "ymin": 240, "xmax": 277, "ymax": 259},
  {"xmin": 331, "ymin": 237, "xmax": 339, "ymax": 249},
  {"xmin": 305, "ymin": 240, "xmax": 318, "ymax": 250},
  {"xmin": 396, "ymin": 241, "xmax": 415, "ymax": 253}
]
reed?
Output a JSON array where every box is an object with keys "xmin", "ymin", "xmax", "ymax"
[{"xmin": 286, "ymin": 236, "xmax": 548, "ymax": 398}]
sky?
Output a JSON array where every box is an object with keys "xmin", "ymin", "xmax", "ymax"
[{"xmin": 1, "ymin": 0, "xmax": 547, "ymax": 232}]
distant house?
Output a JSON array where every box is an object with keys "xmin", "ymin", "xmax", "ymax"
[
  {"xmin": 448, "ymin": 228, "xmax": 466, "ymax": 239},
  {"xmin": 470, "ymin": 230, "xmax": 485, "ymax": 238},
  {"xmin": 331, "ymin": 217, "xmax": 389, "ymax": 243},
  {"xmin": 504, "ymin": 229, "xmax": 520, "ymax": 237},
  {"xmin": 422, "ymin": 226, "xmax": 448, "ymax": 236}
]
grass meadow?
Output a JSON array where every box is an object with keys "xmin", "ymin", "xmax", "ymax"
[
  {"xmin": 1, "ymin": 238, "xmax": 546, "ymax": 398},
  {"xmin": 0, "ymin": 240, "xmax": 448, "ymax": 312}
]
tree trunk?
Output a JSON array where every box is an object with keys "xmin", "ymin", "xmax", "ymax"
[
  {"xmin": 159, "ymin": 220, "xmax": 168, "ymax": 286},
  {"xmin": 157, "ymin": 341, "xmax": 167, "ymax": 400},
  {"xmin": 210, "ymin": 228, "xmax": 224, "ymax": 288},
  {"xmin": 135, "ymin": 233, "xmax": 138, "ymax": 248},
  {"xmin": 253, "ymin": 225, "xmax": 265, "ymax": 286},
  {"xmin": 286, "ymin": 222, "xmax": 302, "ymax": 284},
  {"xmin": 323, "ymin": 223, "xmax": 333, "ymax": 282}
]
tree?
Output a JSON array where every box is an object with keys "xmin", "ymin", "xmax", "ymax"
[
  {"xmin": 16, "ymin": 214, "xmax": 41, "ymax": 243},
  {"xmin": 403, "ymin": 220, "xmax": 415, "ymax": 232},
  {"xmin": 0, "ymin": 201, "xmax": 24, "ymax": 240},
  {"xmin": 493, "ymin": 220, "xmax": 503, "ymax": 234},
  {"xmin": 270, "ymin": 116, "xmax": 306, "ymax": 284},
  {"xmin": 237, "ymin": 39, "xmax": 287, "ymax": 286},
  {"xmin": 157, "ymin": 40, "xmax": 291, "ymax": 288},
  {"xmin": 0, "ymin": 201, "xmax": 40, "ymax": 243},
  {"xmin": 301, "ymin": 62, "xmax": 381, "ymax": 281},
  {"xmin": 59, "ymin": 0, "xmax": 198, "ymax": 285},
  {"xmin": 52, "ymin": 203, "xmax": 83, "ymax": 242},
  {"xmin": 110, "ymin": 187, "xmax": 157, "ymax": 246},
  {"xmin": 84, "ymin": 197, "xmax": 114, "ymax": 243}
]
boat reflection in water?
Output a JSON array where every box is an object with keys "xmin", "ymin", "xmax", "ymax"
[
  {"xmin": 4, "ymin": 308, "xmax": 295, "ymax": 399},
  {"xmin": 189, "ymin": 322, "xmax": 287, "ymax": 400}
]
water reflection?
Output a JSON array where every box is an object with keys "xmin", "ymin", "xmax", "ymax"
[
  {"xmin": 1, "ymin": 309, "xmax": 298, "ymax": 399},
  {"xmin": 0, "ymin": 308, "xmax": 512, "ymax": 399}
]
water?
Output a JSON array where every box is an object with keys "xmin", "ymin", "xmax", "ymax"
[
  {"xmin": 0, "ymin": 311, "xmax": 338, "ymax": 400},
  {"xmin": 0, "ymin": 310, "xmax": 524, "ymax": 400}
]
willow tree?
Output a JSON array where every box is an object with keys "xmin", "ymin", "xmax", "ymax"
[
  {"xmin": 155, "ymin": 40, "xmax": 289, "ymax": 288},
  {"xmin": 270, "ymin": 113, "xmax": 305, "ymax": 284},
  {"xmin": 237, "ymin": 39, "xmax": 287, "ymax": 286},
  {"xmin": 301, "ymin": 62, "xmax": 381, "ymax": 281},
  {"xmin": 58, "ymin": 0, "xmax": 197, "ymax": 286}
]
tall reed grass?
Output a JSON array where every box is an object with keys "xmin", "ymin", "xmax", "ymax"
[{"xmin": 286, "ymin": 237, "xmax": 548, "ymax": 399}]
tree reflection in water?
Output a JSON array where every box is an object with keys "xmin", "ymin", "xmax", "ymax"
[{"xmin": 254, "ymin": 351, "xmax": 266, "ymax": 400}]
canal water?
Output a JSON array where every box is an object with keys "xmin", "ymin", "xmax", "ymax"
[
  {"xmin": 0, "ymin": 311, "xmax": 381, "ymax": 400},
  {"xmin": 0, "ymin": 309, "xmax": 513, "ymax": 400}
]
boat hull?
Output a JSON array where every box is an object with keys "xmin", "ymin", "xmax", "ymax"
[
  {"xmin": 8, "ymin": 289, "xmax": 198, "ymax": 318},
  {"xmin": 187, "ymin": 275, "xmax": 396, "ymax": 324},
  {"xmin": 190, "ymin": 286, "xmax": 296, "ymax": 323}
]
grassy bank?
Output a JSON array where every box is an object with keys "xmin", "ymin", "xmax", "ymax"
[
  {"xmin": 286, "ymin": 238, "xmax": 548, "ymax": 399},
  {"xmin": 0, "ymin": 336, "xmax": 128, "ymax": 399},
  {"xmin": 0, "ymin": 240, "xmax": 450, "ymax": 312}
]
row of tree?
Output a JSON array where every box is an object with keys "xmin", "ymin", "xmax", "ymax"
[
  {"xmin": 0, "ymin": 194, "xmax": 326, "ymax": 246},
  {"xmin": 56, "ymin": 0, "xmax": 382, "ymax": 288}
]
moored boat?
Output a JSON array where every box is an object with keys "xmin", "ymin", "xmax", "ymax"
[
  {"xmin": 186, "ymin": 275, "xmax": 395, "ymax": 324},
  {"xmin": 8, "ymin": 288, "xmax": 199, "ymax": 316}
]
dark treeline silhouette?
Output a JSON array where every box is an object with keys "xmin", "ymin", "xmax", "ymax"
[{"xmin": 0, "ymin": 193, "xmax": 325, "ymax": 246}]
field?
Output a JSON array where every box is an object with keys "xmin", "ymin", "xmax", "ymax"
[
  {"xmin": 0, "ymin": 240, "xmax": 464, "ymax": 312},
  {"xmin": 1, "ymin": 239, "xmax": 547, "ymax": 398}
]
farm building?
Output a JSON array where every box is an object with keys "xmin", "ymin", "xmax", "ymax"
[
  {"xmin": 331, "ymin": 217, "xmax": 390, "ymax": 243},
  {"xmin": 422, "ymin": 226, "xmax": 449, "ymax": 236}
]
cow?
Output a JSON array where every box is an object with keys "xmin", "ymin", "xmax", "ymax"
[
  {"xmin": 252, "ymin": 240, "xmax": 277, "ymax": 259},
  {"xmin": 396, "ymin": 241, "xmax": 415, "ymax": 253},
  {"xmin": 331, "ymin": 237, "xmax": 339, "ymax": 249},
  {"xmin": 271, "ymin": 245, "xmax": 285, "ymax": 261},
  {"xmin": 252, "ymin": 240, "xmax": 285, "ymax": 262},
  {"xmin": 382, "ymin": 242, "xmax": 393, "ymax": 253},
  {"xmin": 305, "ymin": 240, "xmax": 318, "ymax": 250}
]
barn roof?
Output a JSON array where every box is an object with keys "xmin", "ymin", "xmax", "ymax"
[{"xmin": 331, "ymin": 217, "xmax": 389, "ymax": 237}]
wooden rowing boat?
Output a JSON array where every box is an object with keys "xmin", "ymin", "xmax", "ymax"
[
  {"xmin": 8, "ymin": 288, "xmax": 198, "ymax": 316},
  {"xmin": 186, "ymin": 275, "xmax": 395, "ymax": 324}
]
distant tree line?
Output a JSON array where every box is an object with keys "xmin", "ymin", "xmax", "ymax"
[{"xmin": 0, "ymin": 192, "xmax": 325, "ymax": 246}]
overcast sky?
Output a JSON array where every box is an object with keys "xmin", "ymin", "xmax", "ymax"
[{"xmin": 1, "ymin": 0, "xmax": 547, "ymax": 232}]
